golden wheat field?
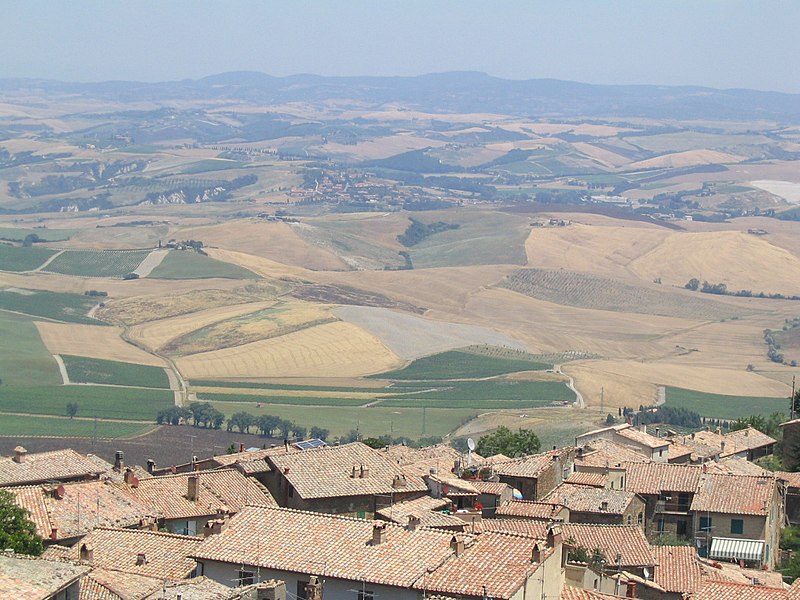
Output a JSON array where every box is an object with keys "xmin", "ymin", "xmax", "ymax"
[
  {"xmin": 35, "ymin": 322, "xmax": 166, "ymax": 366},
  {"xmin": 176, "ymin": 320, "xmax": 403, "ymax": 379},
  {"xmin": 128, "ymin": 301, "xmax": 278, "ymax": 352}
]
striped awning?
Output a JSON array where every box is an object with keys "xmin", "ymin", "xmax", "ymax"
[{"xmin": 709, "ymin": 537, "xmax": 764, "ymax": 563}]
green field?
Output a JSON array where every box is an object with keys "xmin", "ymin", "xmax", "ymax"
[
  {"xmin": 0, "ymin": 227, "xmax": 74, "ymax": 242},
  {"xmin": 189, "ymin": 379, "xmax": 391, "ymax": 393},
  {"xmin": 148, "ymin": 251, "xmax": 257, "ymax": 279},
  {"xmin": 0, "ymin": 245, "xmax": 57, "ymax": 272},
  {"xmin": 202, "ymin": 393, "xmax": 368, "ymax": 406},
  {"xmin": 0, "ymin": 312, "xmax": 62, "ymax": 386},
  {"xmin": 208, "ymin": 401, "xmax": 478, "ymax": 439},
  {"xmin": 0, "ymin": 289, "xmax": 105, "ymax": 325},
  {"xmin": 44, "ymin": 249, "xmax": 152, "ymax": 277},
  {"xmin": 62, "ymin": 355, "xmax": 170, "ymax": 389},
  {"xmin": 179, "ymin": 159, "xmax": 247, "ymax": 174},
  {"xmin": 382, "ymin": 380, "xmax": 573, "ymax": 407},
  {"xmin": 0, "ymin": 385, "xmax": 174, "ymax": 421},
  {"xmin": 665, "ymin": 386, "xmax": 788, "ymax": 419},
  {"xmin": 376, "ymin": 350, "xmax": 551, "ymax": 380},
  {"xmin": 0, "ymin": 414, "xmax": 155, "ymax": 438}
]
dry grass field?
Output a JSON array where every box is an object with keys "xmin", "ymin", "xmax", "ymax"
[
  {"xmin": 627, "ymin": 149, "xmax": 745, "ymax": 170},
  {"xmin": 35, "ymin": 322, "xmax": 166, "ymax": 366},
  {"xmin": 176, "ymin": 320, "xmax": 403, "ymax": 379}
]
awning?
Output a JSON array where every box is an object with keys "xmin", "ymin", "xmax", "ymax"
[{"xmin": 709, "ymin": 537, "xmax": 764, "ymax": 563}]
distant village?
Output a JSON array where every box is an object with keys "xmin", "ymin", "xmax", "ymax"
[{"xmin": 5, "ymin": 415, "xmax": 800, "ymax": 600}]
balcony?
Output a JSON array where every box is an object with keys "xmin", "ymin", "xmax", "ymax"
[{"xmin": 655, "ymin": 500, "xmax": 690, "ymax": 514}]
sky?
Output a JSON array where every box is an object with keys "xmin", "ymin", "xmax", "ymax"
[{"xmin": 3, "ymin": 0, "xmax": 799, "ymax": 93}]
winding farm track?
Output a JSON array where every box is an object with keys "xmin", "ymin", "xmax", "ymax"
[
  {"xmin": 30, "ymin": 249, "xmax": 65, "ymax": 273},
  {"xmin": 555, "ymin": 364, "xmax": 584, "ymax": 409},
  {"xmin": 53, "ymin": 354, "xmax": 70, "ymax": 384}
]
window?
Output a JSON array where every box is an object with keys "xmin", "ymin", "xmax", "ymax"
[
  {"xmin": 627, "ymin": 515, "xmax": 632, "ymax": 525},
  {"xmin": 296, "ymin": 581, "xmax": 308, "ymax": 599},
  {"xmin": 657, "ymin": 518, "xmax": 665, "ymax": 533},
  {"xmin": 700, "ymin": 517, "xmax": 713, "ymax": 533},
  {"xmin": 658, "ymin": 449, "xmax": 663, "ymax": 457},
  {"xmin": 637, "ymin": 512, "xmax": 643, "ymax": 525},
  {"xmin": 731, "ymin": 519, "xmax": 744, "ymax": 534},
  {"xmin": 677, "ymin": 520, "xmax": 688, "ymax": 536},
  {"xmin": 237, "ymin": 570, "xmax": 255, "ymax": 586},
  {"xmin": 288, "ymin": 484, "xmax": 294, "ymax": 498}
]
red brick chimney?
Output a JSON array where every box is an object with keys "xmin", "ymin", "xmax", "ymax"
[
  {"xmin": 187, "ymin": 475, "xmax": 199, "ymax": 501},
  {"xmin": 372, "ymin": 522, "xmax": 388, "ymax": 546},
  {"xmin": 124, "ymin": 468, "xmax": 139, "ymax": 488},
  {"xmin": 626, "ymin": 581, "xmax": 637, "ymax": 598}
]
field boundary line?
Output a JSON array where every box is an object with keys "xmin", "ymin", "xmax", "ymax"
[
  {"xmin": 29, "ymin": 249, "xmax": 65, "ymax": 273},
  {"xmin": 53, "ymin": 354, "xmax": 70, "ymax": 384},
  {"xmin": 0, "ymin": 410, "xmax": 152, "ymax": 424}
]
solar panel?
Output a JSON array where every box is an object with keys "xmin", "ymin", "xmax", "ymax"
[{"xmin": 293, "ymin": 438, "xmax": 328, "ymax": 451}]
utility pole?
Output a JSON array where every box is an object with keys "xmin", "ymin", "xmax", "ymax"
[{"xmin": 792, "ymin": 376, "xmax": 797, "ymax": 420}]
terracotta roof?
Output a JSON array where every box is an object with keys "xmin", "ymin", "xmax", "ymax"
[
  {"xmin": 615, "ymin": 426, "xmax": 669, "ymax": 450},
  {"xmin": 699, "ymin": 557, "xmax": 786, "ymax": 588},
  {"xmin": 576, "ymin": 440, "xmax": 650, "ymax": 468},
  {"xmin": 142, "ymin": 576, "xmax": 245, "ymax": 600},
  {"xmin": 542, "ymin": 483, "xmax": 638, "ymax": 516},
  {"xmin": 266, "ymin": 442, "xmax": 427, "ymax": 499},
  {"xmin": 565, "ymin": 472, "xmax": 607, "ymax": 487},
  {"xmin": 0, "ymin": 448, "xmax": 105, "ymax": 487},
  {"xmin": 7, "ymin": 480, "xmax": 155, "ymax": 541},
  {"xmin": 470, "ymin": 519, "xmax": 549, "ymax": 537},
  {"xmin": 492, "ymin": 448, "xmax": 574, "ymax": 478},
  {"xmin": 679, "ymin": 431, "xmax": 748, "ymax": 459},
  {"xmin": 192, "ymin": 505, "xmax": 458, "ymax": 589},
  {"xmin": 622, "ymin": 461, "xmax": 702, "ymax": 495},
  {"xmin": 725, "ymin": 427, "xmax": 776, "ymax": 451},
  {"xmin": 62, "ymin": 527, "xmax": 202, "ymax": 579},
  {"xmin": 561, "ymin": 523, "xmax": 655, "ymax": 568},
  {"xmin": 776, "ymin": 471, "xmax": 800, "ymax": 488},
  {"xmin": 0, "ymin": 553, "xmax": 90, "ymax": 600},
  {"xmin": 666, "ymin": 440, "xmax": 694, "ymax": 462},
  {"xmin": 80, "ymin": 568, "xmax": 164, "ymax": 600},
  {"xmin": 123, "ymin": 468, "xmax": 275, "ymax": 520},
  {"xmin": 560, "ymin": 586, "xmax": 625, "ymax": 599},
  {"xmin": 375, "ymin": 495, "xmax": 465, "ymax": 529},
  {"xmin": 706, "ymin": 458, "xmax": 770, "ymax": 476},
  {"xmin": 212, "ymin": 446, "xmax": 299, "ymax": 474},
  {"xmin": 690, "ymin": 473, "xmax": 777, "ymax": 516},
  {"xmin": 651, "ymin": 545, "xmax": 703, "ymax": 593},
  {"xmin": 416, "ymin": 531, "xmax": 553, "ymax": 600},
  {"xmin": 471, "ymin": 481, "xmax": 511, "ymax": 496},
  {"xmin": 427, "ymin": 473, "xmax": 479, "ymax": 495},
  {"xmin": 495, "ymin": 499, "xmax": 567, "ymax": 520},
  {"xmin": 693, "ymin": 580, "xmax": 789, "ymax": 600}
]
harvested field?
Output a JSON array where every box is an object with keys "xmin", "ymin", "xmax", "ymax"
[
  {"xmin": 334, "ymin": 305, "xmax": 528, "ymax": 361},
  {"xmin": 132, "ymin": 248, "xmax": 168, "ymax": 276},
  {"xmin": 36, "ymin": 322, "xmax": 166, "ymax": 366},
  {"xmin": 44, "ymin": 249, "xmax": 152, "ymax": 278},
  {"xmin": 162, "ymin": 301, "xmax": 335, "ymax": 356},
  {"xmin": 628, "ymin": 149, "xmax": 745, "ymax": 170},
  {"xmin": 128, "ymin": 301, "xmax": 276, "ymax": 352},
  {"xmin": 628, "ymin": 231, "xmax": 800, "ymax": 296},
  {"xmin": 499, "ymin": 268, "xmax": 747, "ymax": 320},
  {"xmin": 291, "ymin": 284, "xmax": 423, "ymax": 314},
  {"xmin": 97, "ymin": 281, "xmax": 291, "ymax": 326},
  {"xmin": 204, "ymin": 247, "xmax": 313, "ymax": 280},
  {"xmin": 177, "ymin": 220, "xmax": 350, "ymax": 270},
  {"xmin": 176, "ymin": 320, "xmax": 403, "ymax": 379},
  {"xmin": 750, "ymin": 180, "xmax": 800, "ymax": 204},
  {"xmin": 562, "ymin": 359, "xmax": 790, "ymax": 409}
]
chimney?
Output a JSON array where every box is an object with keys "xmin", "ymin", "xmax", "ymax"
[
  {"xmin": 450, "ymin": 534, "xmax": 465, "ymax": 556},
  {"xmin": 691, "ymin": 432, "xmax": 695, "ymax": 440},
  {"xmin": 50, "ymin": 527, "xmax": 58, "ymax": 540},
  {"xmin": 716, "ymin": 427, "xmax": 722, "ymax": 435},
  {"xmin": 406, "ymin": 514, "xmax": 421, "ymax": 532},
  {"xmin": 257, "ymin": 580, "xmax": 288, "ymax": 600},
  {"xmin": 305, "ymin": 576, "xmax": 323, "ymax": 600},
  {"xmin": 600, "ymin": 501, "xmax": 609, "ymax": 512},
  {"xmin": 547, "ymin": 524, "xmax": 563, "ymax": 549},
  {"xmin": 284, "ymin": 439, "xmax": 289, "ymax": 452},
  {"xmin": 124, "ymin": 468, "xmax": 139, "ymax": 487},
  {"xmin": 626, "ymin": 581, "xmax": 638, "ymax": 598},
  {"xmin": 720, "ymin": 441, "xmax": 726, "ymax": 454},
  {"xmin": 114, "ymin": 450, "xmax": 124, "ymax": 472},
  {"xmin": 351, "ymin": 465, "xmax": 358, "ymax": 478},
  {"xmin": 146, "ymin": 459, "xmax": 156, "ymax": 474},
  {"xmin": 360, "ymin": 464, "xmax": 370, "ymax": 478},
  {"xmin": 531, "ymin": 542, "xmax": 541, "ymax": 563},
  {"xmin": 187, "ymin": 475, "xmax": 200, "ymax": 501},
  {"xmin": 203, "ymin": 517, "xmax": 228, "ymax": 537},
  {"xmin": 13, "ymin": 446, "xmax": 27, "ymax": 463},
  {"xmin": 655, "ymin": 427, "xmax": 660, "ymax": 438},
  {"xmin": 136, "ymin": 552, "xmax": 147, "ymax": 566},
  {"xmin": 392, "ymin": 474, "xmax": 408, "ymax": 489},
  {"xmin": 239, "ymin": 443, "xmax": 245, "ymax": 453},
  {"xmin": 372, "ymin": 522, "xmax": 388, "ymax": 546},
  {"xmin": 53, "ymin": 484, "xmax": 66, "ymax": 500},
  {"xmin": 430, "ymin": 467, "xmax": 438, "ymax": 476},
  {"xmin": 80, "ymin": 544, "xmax": 93, "ymax": 563},
  {"xmin": 745, "ymin": 428, "xmax": 750, "ymax": 437}
]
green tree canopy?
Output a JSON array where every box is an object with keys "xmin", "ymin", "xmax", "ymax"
[
  {"xmin": 476, "ymin": 426, "xmax": 541, "ymax": 458},
  {"xmin": 0, "ymin": 490, "xmax": 43, "ymax": 555}
]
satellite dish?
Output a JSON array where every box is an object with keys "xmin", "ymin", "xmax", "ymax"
[
  {"xmin": 643, "ymin": 567, "xmax": 651, "ymax": 580},
  {"xmin": 467, "ymin": 438, "xmax": 476, "ymax": 451}
]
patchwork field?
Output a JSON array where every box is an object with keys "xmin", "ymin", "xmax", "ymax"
[
  {"xmin": 147, "ymin": 250, "xmax": 258, "ymax": 280},
  {"xmin": 334, "ymin": 305, "xmax": 528, "ymax": 360},
  {"xmin": 0, "ymin": 311, "xmax": 62, "ymax": 386},
  {"xmin": 0, "ymin": 245, "xmax": 57, "ymax": 272},
  {"xmin": 61, "ymin": 355, "xmax": 171, "ymax": 389},
  {"xmin": 176, "ymin": 320, "xmax": 403, "ymax": 379},
  {"xmin": 375, "ymin": 348, "xmax": 550, "ymax": 379},
  {"xmin": 36, "ymin": 322, "xmax": 166, "ymax": 365},
  {"xmin": 0, "ymin": 288, "xmax": 104, "ymax": 325},
  {"xmin": 44, "ymin": 249, "xmax": 153, "ymax": 278}
]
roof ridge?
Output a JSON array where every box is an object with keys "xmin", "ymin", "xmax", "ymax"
[
  {"xmin": 91, "ymin": 526, "xmax": 203, "ymax": 541},
  {"xmin": 137, "ymin": 467, "xmax": 239, "ymax": 481}
]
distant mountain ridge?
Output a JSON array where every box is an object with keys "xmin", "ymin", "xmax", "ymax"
[{"xmin": 2, "ymin": 71, "xmax": 800, "ymax": 122}]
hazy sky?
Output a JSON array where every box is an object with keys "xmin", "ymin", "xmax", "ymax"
[{"xmin": 3, "ymin": 1, "xmax": 799, "ymax": 93}]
